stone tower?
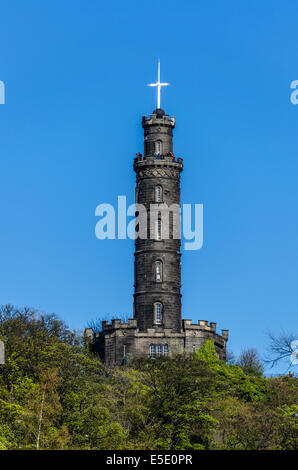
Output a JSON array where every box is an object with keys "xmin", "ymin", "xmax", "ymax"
[
  {"xmin": 86, "ymin": 108, "xmax": 229, "ymax": 365},
  {"xmin": 133, "ymin": 108, "xmax": 183, "ymax": 333}
]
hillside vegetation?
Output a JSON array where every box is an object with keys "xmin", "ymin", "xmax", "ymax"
[{"xmin": 0, "ymin": 306, "xmax": 297, "ymax": 450}]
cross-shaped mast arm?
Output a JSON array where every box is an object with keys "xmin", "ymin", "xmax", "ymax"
[{"xmin": 147, "ymin": 60, "xmax": 170, "ymax": 109}]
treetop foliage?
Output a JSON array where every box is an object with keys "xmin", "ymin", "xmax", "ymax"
[{"xmin": 0, "ymin": 306, "xmax": 297, "ymax": 450}]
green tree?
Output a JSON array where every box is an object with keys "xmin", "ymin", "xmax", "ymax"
[
  {"xmin": 0, "ymin": 305, "xmax": 297, "ymax": 451},
  {"xmin": 237, "ymin": 348, "xmax": 264, "ymax": 377}
]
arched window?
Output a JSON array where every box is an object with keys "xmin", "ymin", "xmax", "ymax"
[
  {"xmin": 156, "ymin": 140, "xmax": 162, "ymax": 155},
  {"xmin": 150, "ymin": 344, "xmax": 156, "ymax": 358},
  {"xmin": 164, "ymin": 344, "xmax": 169, "ymax": 355},
  {"xmin": 155, "ymin": 185, "xmax": 162, "ymax": 202},
  {"xmin": 154, "ymin": 302, "xmax": 162, "ymax": 325},
  {"xmin": 155, "ymin": 260, "xmax": 162, "ymax": 282},
  {"xmin": 156, "ymin": 219, "xmax": 162, "ymax": 240}
]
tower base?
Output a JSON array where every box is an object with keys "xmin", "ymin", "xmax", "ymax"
[{"xmin": 85, "ymin": 319, "xmax": 229, "ymax": 366}]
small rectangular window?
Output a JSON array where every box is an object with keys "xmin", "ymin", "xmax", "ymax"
[
  {"xmin": 164, "ymin": 344, "xmax": 169, "ymax": 355},
  {"xmin": 155, "ymin": 303, "xmax": 162, "ymax": 324},
  {"xmin": 150, "ymin": 344, "xmax": 156, "ymax": 358},
  {"xmin": 156, "ymin": 185, "xmax": 162, "ymax": 202},
  {"xmin": 157, "ymin": 345, "xmax": 162, "ymax": 356},
  {"xmin": 156, "ymin": 261, "xmax": 162, "ymax": 282},
  {"xmin": 156, "ymin": 141, "xmax": 162, "ymax": 155},
  {"xmin": 156, "ymin": 220, "xmax": 162, "ymax": 241}
]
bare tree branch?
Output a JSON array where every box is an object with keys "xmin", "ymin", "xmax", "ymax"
[{"xmin": 264, "ymin": 330, "xmax": 297, "ymax": 368}]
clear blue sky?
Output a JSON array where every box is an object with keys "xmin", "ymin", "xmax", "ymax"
[{"xmin": 0, "ymin": 0, "xmax": 297, "ymax": 374}]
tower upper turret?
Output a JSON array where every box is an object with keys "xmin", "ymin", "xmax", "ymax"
[{"xmin": 142, "ymin": 109, "xmax": 175, "ymax": 158}]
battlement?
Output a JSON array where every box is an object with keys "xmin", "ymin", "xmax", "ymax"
[
  {"xmin": 133, "ymin": 154, "xmax": 183, "ymax": 169},
  {"xmin": 87, "ymin": 318, "xmax": 229, "ymax": 344},
  {"xmin": 101, "ymin": 318, "xmax": 138, "ymax": 331},
  {"xmin": 142, "ymin": 112, "xmax": 175, "ymax": 128},
  {"xmin": 182, "ymin": 319, "xmax": 229, "ymax": 340},
  {"xmin": 89, "ymin": 316, "xmax": 229, "ymax": 365}
]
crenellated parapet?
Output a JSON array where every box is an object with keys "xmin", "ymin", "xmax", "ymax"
[
  {"xmin": 142, "ymin": 111, "xmax": 175, "ymax": 127},
  {"xmin": 101, "ymin": 318, "xmax": 138, "ymax": 331},
  {"xmin": 87, "ymin": 317, "xmax": 229, "ymax": 364},
  {"xmin": 182, "ymin": 319, "xmax": 229, "ymax": 340}
]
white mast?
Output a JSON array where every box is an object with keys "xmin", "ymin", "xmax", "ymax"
[{"xmin": 147, "ymin": 59, "xmax": 170, "ymax": 109}]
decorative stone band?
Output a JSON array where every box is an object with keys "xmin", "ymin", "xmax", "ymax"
[
  {"xmin": 133, "ymin": 291, "xmax": 182, "ymax": 297},
  {"xmin": 136, "ymin": 167, "xmax": 181, "ymax": 180}
]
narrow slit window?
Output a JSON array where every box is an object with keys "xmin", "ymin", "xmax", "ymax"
[
  {"xmin": 156, "ymin": 140, "xmax": 162, "ymax": 155},
  {"xmin": 156, "ymin": 219, "xmax": 162, "ymax": 241},
  {"xmin": 156, "ymin": 185, "xmax": 162, "ymax": 202},
  {"xmin": 156, "ymin": 261, "xmax": 162, "ymax": 282},
  {"xmin": 150, "ymin": 344, "xmax": 156, "ymax": 358},
  {"xmin": 155, "ymin": 303, "xmax": 162, "ymax": 325}
]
